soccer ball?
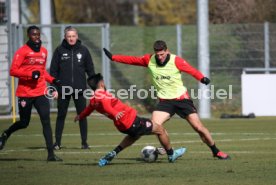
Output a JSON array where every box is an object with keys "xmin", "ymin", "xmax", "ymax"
[{"xmin": 140, "ymin": 146, "xmax": 158, "ymax": 163}]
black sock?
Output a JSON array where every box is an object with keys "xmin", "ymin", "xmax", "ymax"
[
  {"xmin": 166, "ymin": 148, "xmax": 174, "ymax": 155},
  {"xmin": 209, "ymin": 143, "xmax": 220, "ymax": 155},
  {"xmin": 113, "ymin": 145, "xmax": 123, "ymax": 155},
  {"xmin": 47, "ymin": 148, "xmax": 54, "ymax": 156}
]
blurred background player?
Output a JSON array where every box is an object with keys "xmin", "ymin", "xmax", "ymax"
[
  {"xmin": 50, "ymin": 26, "xmax": 95, "ymax": 150},
  {"xmin": 75, "ymin": 73, "xmax": 186, "ymax": 166},
  {"xmin": 103, "ymin": 40, "xmax": 230, "ymax": 160},
  {"xmin": 0, "ymin": 25, "xmax": 62, "ymax": 161}
]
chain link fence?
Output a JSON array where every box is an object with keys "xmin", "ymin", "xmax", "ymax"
[
  {"xmin": 109, "ymin": 23, "xmax": 276, "ymax": 116},
  {"xmin": 1, "ymin": 23, "xmax": 109, "ymax": 114},
  {"xmin": 0, "ymin": 0, "xmax": 9, "ymax": 114},
  {"xmin": 1, "ymin": 22, "xmax": 275, "ymax": 117}
]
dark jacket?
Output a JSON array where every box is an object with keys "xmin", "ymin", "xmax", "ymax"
[{"xmin": 50, "ymin": 39, "xmax": 95, "ymax": 93}]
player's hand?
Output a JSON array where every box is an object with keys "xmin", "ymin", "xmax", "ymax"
[
  {"xmin": 74, "ymin": 115, "xmax": 80, "ymax": 122},
  {"xmin": 103, "ymin": 48, "xmax": 113, "ymax": 60},
  {"xmin": 115, "ymin": 111, "xmax": 125, "ymax": 120},
  {"xmin": 200, "ymin": 77, "xmax": 210, "ymax": 85},
  {"xmin": 52, "ymin": 79, "xmax": 61, "ymax": 86},
  {"xmin": 32, "ymin": 70, "xmax": 40, "ymax": 80},
  {"xmin": 52, "ymin": 91, "xmax": 58, "ymax": 99}
]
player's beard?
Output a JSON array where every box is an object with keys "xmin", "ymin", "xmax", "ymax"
[{"xmin": 26, "ymin": 40, "xmax": 42, "ymax": 52}]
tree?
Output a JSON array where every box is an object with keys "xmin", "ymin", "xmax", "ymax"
[
  {"xmin": 51, "ymin": 0, "xmax": 134, "ymax": 24},
  {"xmin": 139, "ymin": 0, "xmax": 196, "ymax": 25},
  {"xmin": 209, "ymin": 0, "xmax": 276, "ymax": 24},
  {"xmin": 26, "ymin": 0, "xmax": 276, "ymax": 25}
]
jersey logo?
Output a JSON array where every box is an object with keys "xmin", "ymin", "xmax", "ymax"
[
  {"xmin": 146, "ymin": 121, "xmax": 152, "ymax": 127},
  {"xmin": 77, "ymin": 53, "xmax": 82, "ymax": 62},
  {"xmin": 161, "ymin": 76, "xmax": 171, "ymax": 80},
  {"xmin": 156, "ymin": 76, "xmax": 171, "ymax": 80},
  {"xmin": 20, "ymin": 100, "xmax": 26, "ymax": 108},
  {"xmin": 28, "ymin": 58, "xmax": 35, "ymax": 64},
  {"xmin": 61, "ymin": 53, "xmax": 70, "ymax": 60},
  {"xmin": 42, "ymin": 52, "xmax": 46, "ymax": 59}
]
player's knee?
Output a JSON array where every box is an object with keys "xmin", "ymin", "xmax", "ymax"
[
  {"xmin": 41, "ymin": 118, "xmax": 50, "ymax": 125},
  {"xmin": 20, "ymin": 119, "xmax": 30, "ymax": 128},
  {"xmin": 159, "ymin": 126, "xmax": 166, "ymax": 134},
  {"xmin": 153, "ymin": 124, "xmax": 165, "ymax": 135}
]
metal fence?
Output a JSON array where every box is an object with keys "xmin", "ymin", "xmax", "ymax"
[
  {"xmin": 1, "ymin": 22, "xmax": 276, "ymax": 117},
  {"xmin": 0, "ymin": 0, "xmax": 9, "ymax": 114},
  {"xmin": 108, "ymin": 23, "xmax": 276, "ymax": 116},
  {"xmin": 1, "ymin": 23, "xmax": 109, "ymax": 114},
  {"xmin": 0, "ymin": 0, "xmax": 5, "ymax": 25}
]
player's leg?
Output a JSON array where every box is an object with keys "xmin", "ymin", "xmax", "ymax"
[
  {"xmin": 151, "ymin": 111, "xmax": 170, "ymax": 125},
  {"xmin": 151, "ymin": 122, "xmax": 186, "ymax": 162},
  {"xmin": 54, "ymin": 94, "xmax": 71, "ymax": 149},
  {"xmin": 186, "ymin": 113, "xmax": 214, "ymax": 145},
  {"xmin": 34, "ymin": 95, "xmax": 62, "ymax": 161},
  {"xmin": 73, "ymin": 94, "xmax": 89, "ymax": 149},
  {"xmin": 0, "ymin": 97, "xmax": 33, "ymax": 150},
  {"xmin": 118, "ymin": 135, "xmax": 140, "ymax": 149},
  {"xmin": 98, "ymin": 135, "xmax": 140, "ymax": 167},
  {"xmin": 151, "ymin": 100, "xmax": 174, "ymax": 125},
  {"xmin": 151, "ymin": 123, "xmax": 171, "ymax": 150},
  {"xmin": 186, "ymin": 113, "xmax": 230, "ymax": 159}
]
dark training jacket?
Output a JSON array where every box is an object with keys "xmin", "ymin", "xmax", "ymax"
[{"xmin": 50, "ymin": 39, "xmax": 95, "ymax": 93}]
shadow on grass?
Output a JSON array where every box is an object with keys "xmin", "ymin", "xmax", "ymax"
[
  {"xmin": 26, "ymin": 146, "xmax": 46, "ymax": 150},
  {"xmin": 63, "ymin": 162, "xmax": 98, "ymax": 166},
  {"xmin": 0, "ymin": 158, "xmax": 42, "ymax": 162},
  {"xmin": 63, "ymin": 157, "xmax": 165, "ymax": 167}
]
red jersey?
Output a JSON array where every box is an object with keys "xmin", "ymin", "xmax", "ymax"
[
  {"xmin": 79, "ymin": 90, "xmax": 137, "ymax": 131},
  {"xmin": 10, "ymin": 44, "xmax": 54, "ymax": 97}
]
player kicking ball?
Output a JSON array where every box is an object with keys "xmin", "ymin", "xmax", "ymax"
[{"xmin": 75, "ymin": 73, "xmax": 186, "ymax": 166}]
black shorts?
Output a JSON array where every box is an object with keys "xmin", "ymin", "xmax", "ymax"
[
  {"xmin": 121, "ymin": 116, "xmax": 153, "ymax": 137},
  {"xmin": 155, "ymin": 99, "xmax": 197, "ymax": 118}
]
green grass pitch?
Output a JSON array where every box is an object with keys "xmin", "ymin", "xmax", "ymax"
[{"xmin": 0, "ymin": 114, "xmax": 275, "ymax": 185}]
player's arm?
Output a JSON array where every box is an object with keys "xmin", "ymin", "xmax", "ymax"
[
  {"xmin": 75, "ymin": 103, "xmax": 95, "ymax": 121},
  {"xmin": 175, "ymin": 56, "xmax": 210, "ymax": 85},
  {"xmin": 44, "ymin": 69, "xmax": 61, "ymax": 87},
  {"xmin": 40, "ymin": 49, "xmax": 55, "ymax": 84},
  {"xmin": 10, "ymin": 50, "xmax": 33, "ymax": 79},
  {"xmin": 103, "ymin": 48, "xmax": 150, "ymax": 67},
  {"xmin": 101, "ymin": 98, "xmax": 122, "ymax": 120}
]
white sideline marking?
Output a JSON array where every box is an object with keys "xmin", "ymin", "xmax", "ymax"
[{"xmin": 1, "ymin": 137, "xmax": 276, "ymax": 155}]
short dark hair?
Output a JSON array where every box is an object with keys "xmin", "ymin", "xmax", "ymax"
[
  {"xmin": 153, "ymin": 40, "xmax": 167, "ymax": 51},
  {"xmin": 27, "ymin": 25, "xmax": 40, "ymax": 34},
  {"xmin": 87, "ymin": 73, "xmax": 103, "ymax": 91}
]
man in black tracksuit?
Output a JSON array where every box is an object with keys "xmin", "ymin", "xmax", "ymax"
[{"xmin": 50, "ymin": 26, "xmax": 95, "ymax": 149}]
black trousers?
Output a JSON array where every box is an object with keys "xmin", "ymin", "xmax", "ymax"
[
  {"xmin": 5, "ymin": 95, "xmax": 54, "ymax": 155},
  {"xmin": 55, "ymin": 93, "xmax": 88, "ymax": 146}
]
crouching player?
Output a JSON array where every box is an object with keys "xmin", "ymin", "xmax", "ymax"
[{"xmin": 75, "ymin": 73, "xmax": 186, "ymax": 166}]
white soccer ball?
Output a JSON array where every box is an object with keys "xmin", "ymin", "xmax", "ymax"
[{"xmin": 140, "ymin": 146, "xmax": 158, "ymax": 163}]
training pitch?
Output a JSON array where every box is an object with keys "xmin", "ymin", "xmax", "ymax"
[{"xmin": 0, "ymin": 114, "xmax": 275, "ymax": 185}]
